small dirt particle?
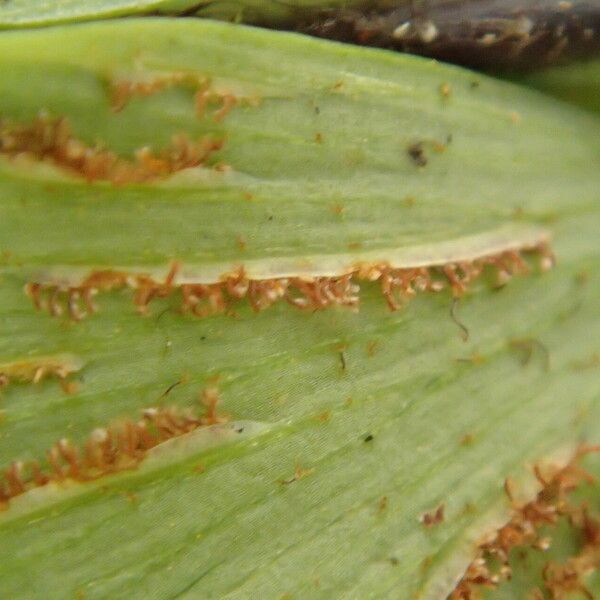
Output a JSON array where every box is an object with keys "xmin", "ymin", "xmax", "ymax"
[{"xmin": 407, "ymin": 142, "xmax": 427, "ymax": 167}]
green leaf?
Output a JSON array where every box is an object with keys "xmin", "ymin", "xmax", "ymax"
[
  {"xmin": 515, "ymin": 60, "xmax": 600, "ymax": 115},
  {"xmin": 0, "ymin": 0, "xmax": 373, "ymax": 29},
  {"xmin": 0, "ymin": 19, "xmax": 599, "ymax": 599}
]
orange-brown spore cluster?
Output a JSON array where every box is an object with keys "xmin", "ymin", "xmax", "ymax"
[
  {"xmin": 110, "ymin": 72, "xmax": 245, "ymax": 122},
  {"xmin": 450, "ymin": 446, "xmax": 600, "ymax": 600},
  {"xmin": 421, "ymin": 503, "xmax": 445, "ymax": 527},
  {"xmin": 110, "ymin": 72, "xmax": 207, "ymax": 112},
  {"xmin": 0, "ymin": 113, "xmax": 223, "ymax": 183},
  {"xmin": 0, "ymin": 388, "xmax": 226, "ymax": 510},
  {"xmin": 0, "ymin": 355, "xmax": 82, "ymax": 394},
  {"xmin": 25, "ymin": 243, "xmax": 553, "ymax": 322}
]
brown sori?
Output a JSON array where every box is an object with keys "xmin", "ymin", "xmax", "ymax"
[
  {"xmin": 24, "ymin": 241, "xmax": 555, "ymax": 322},
  {"xmin": 0, "ymin": 387, "xmax": 226, "ymax": 510},
  {"xmin": 0, "ymin": 354, "xmax": 83, "ymax": 393},
  {"xmin": 450, "ymin": 446, "xmax": 600, "ymax": 599},
  {"xmin": 0, "ymin": 113, "xmax": 224, "ymax": 184}
]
